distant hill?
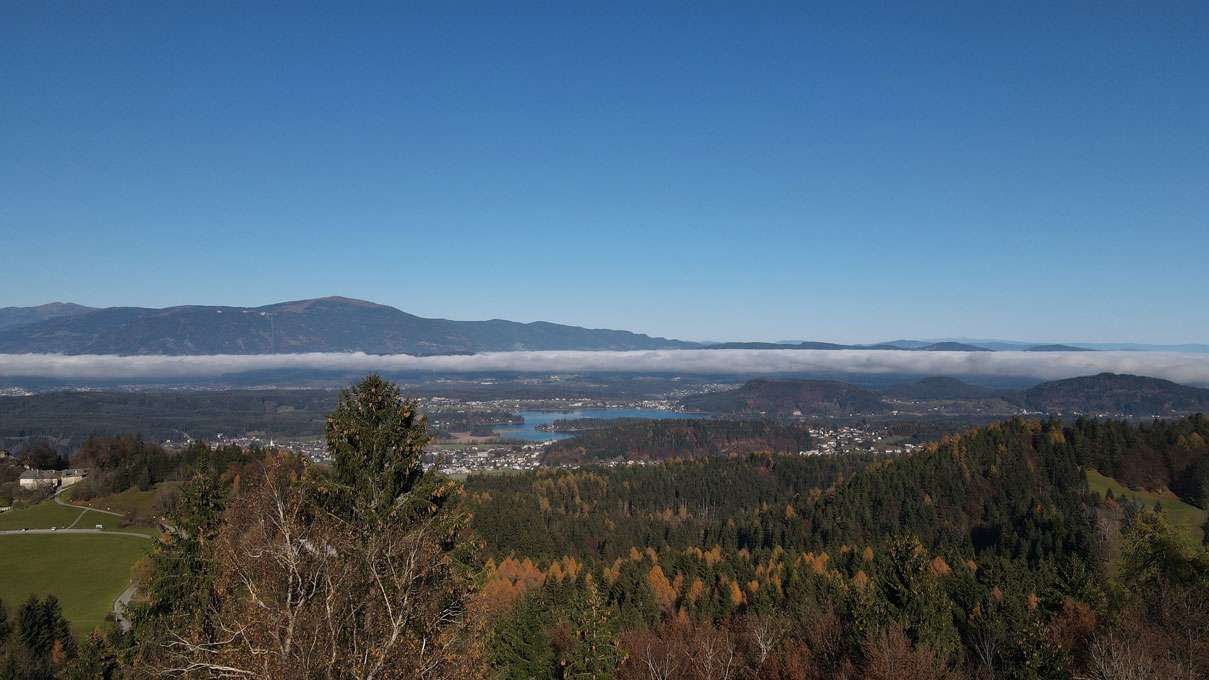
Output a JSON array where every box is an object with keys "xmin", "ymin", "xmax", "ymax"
[
  {"xmin": 1022, "ymin": 373, "xmax": 1209, "ymax": 415},
  {"xmin": 917, "ymin": 341, "xmax": 992, "ymax": 352},
  {"xmin": 1025, "ymin": 344, "xmax": 1094, "ymax": 352},
  {"xmin": 703, "ymin": 340, "xmax": 994, "ymax": 352},
  {"xmin": 0, "ymin": 302, "xmax": 96, "ymax": 331},
  {"xmin": 0, "ymin": 297, "xmax": 695, "ymax": 355},
  {"xmin": 881, "ymin": 376, "xmax": 995, "ymax": 400},
  {"xmin": 682, "ymin": 378, "xmax": 890, "ymax": 416},
  {"xmin": 925, "ymin": 338, "xmax": 1209, "ymax": 353},
  {"xmin": 702, "ymin": 341, "xmax": 849, "ymax": 350},
  {"xmin": 875, "ymin": 339, "xmax": 932, "ymax": 349}
]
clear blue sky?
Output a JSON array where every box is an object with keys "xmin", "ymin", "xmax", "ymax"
[{"xmin": 3, "ymin": 3, "xmax": 1207, "ymax": 343}]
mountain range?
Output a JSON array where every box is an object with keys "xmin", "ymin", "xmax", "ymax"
[
  {"xmin": 0, "ymin": 297, "xmax": 1203, "ymax": 356},
  {"xmin": 0, "ymin": 297, "xmax": 693, "ymax": 355}
]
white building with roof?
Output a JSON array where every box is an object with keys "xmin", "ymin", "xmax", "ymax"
[{"xmin": 18, "ymin": 469, "xmax": 59, "ymax": 490}]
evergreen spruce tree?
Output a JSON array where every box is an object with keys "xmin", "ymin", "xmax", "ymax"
[
  {"xmin": 0, "ymin": 599, "xmax": 9, "ymax": 646},
  {"xmin": 873, "ymin": 536, "xmax": 961, "ymax": 664},
  {"xmin": 126, "ymin": 451, "xmax": 225, "ymax": 660},
  {"xmin": 18, "ymin": 596, "xmax": 51, "ymax": 660},
  {"xmin": 0, "ymin": 652, "xmax": 21, "ymax": 680},
  {"xmin": 42, "ymin": 595, "xmax": 76, "ymax": 661},
  {"xmin": 488, "ymin": 594, "xmax": 556, "ymax": 680},
  {"xmin": 315, "ymin": 374, "xmax": 477, "ymax": 675},
  {"xmin": 564, "ymin": 577, "xmax": 621, "ymax": 680},
  {"xmin": 62, "ymin": 631, "xmax": 119, "ymax": 680},
  {"xmin": 324, "ymin": 373, "xmax": 432, "ymax": 526}
]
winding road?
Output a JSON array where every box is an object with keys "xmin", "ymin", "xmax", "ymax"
[{"xmin": 53, "ymin": 485, "xmax": 125, "ymax": 517}]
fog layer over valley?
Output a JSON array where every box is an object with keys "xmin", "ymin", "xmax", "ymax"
[{"xmin": 2, "ymin": 349, "xmax": 1209, "ymax": 385}]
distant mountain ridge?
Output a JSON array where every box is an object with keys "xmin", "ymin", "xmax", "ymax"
[
  {"xmin": 0, "ymin": 297, "xmax": 694, "ymax": 355},
  {"xmin": 3, "ymin": 299, "xmax": 1203, "ymax": 356},
  {"xmin": 702, "ymin": 340, "xmax": 995, "ymax": 352},
  {"xmin": 1024, "ymin": 344, "xmax": 1094, "ymax": 352}
]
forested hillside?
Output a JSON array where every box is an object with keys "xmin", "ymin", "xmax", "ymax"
[
  {"xmin": 1070, "ymin": 414, "xmax": 1209, "ymax": 509},
  {"xmin": 466, "ymin": 454, "xmax": 876, "ymax": 561},
  {"xmin": 682, "ymin": 378, "xmax": 890, "ymax": 416},
  {"xmin": 1021, "ymin": 372, "xmax": 1209, "ymax": 415},
  {"xmin": 881, "ymin": 377, "xmax": 994, "ymax": 400},
  {"xmin": 0, "ymin": 389, "xmax": 339, "ymax": 440},
  {"xmin": 468, "ymin": 415, "xmax": 1209, "ymax": 678},
  {"xmin": 540, "ymin": 419, "xmax": 816, "ymax": 464}
]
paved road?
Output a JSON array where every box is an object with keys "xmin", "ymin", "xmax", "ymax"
[
  {"xmin": 113, "ymin": 581, "xmax": 139, "ymax": 632},
  {"xmin": 0, "ymin": 527, "xmax": 151, "ymax": 538},
  {"xmin": 54, "ymin": 486, "xmax": 124, "ymax": 516}
]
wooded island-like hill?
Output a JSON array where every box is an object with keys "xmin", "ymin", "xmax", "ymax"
[
  {"xmin": 681, "ymin": 378, "xmax": 891, "ymax": 416},
  {"xmin": 1020, "ymin": 372, "xmax": 1209, "ymax": 415}
]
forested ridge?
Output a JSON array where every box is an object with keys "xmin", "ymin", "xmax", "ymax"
[
  {"xmin": 541, "ymin": 419, "xmax": 817, "ymax": 465},
  {"xmin": 467, "ymin": 415, "xmax": 1209, "ymax": 679},
  {"xmin": 680, "ymin": 373, "xmax": 1209, "ymax": 418},
  {"xmin": 2, "ymin": 377, "xmax": 1207, "ymax": 678},
  {"xmin": 681, "ymin": 379, "xmax": 890, "ymax": 416}
]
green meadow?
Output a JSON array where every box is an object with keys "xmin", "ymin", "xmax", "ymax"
[
  {"xmin": 0, "ymin": 498, "xmax": 92, "ymax": 531},
  {"xmin": 1087, "ymin": 468, "xmax": 1208, "ymax": 546},
  {"xmin": 0, "ymin": 533, "xmax": 151, "ymax": 638}
]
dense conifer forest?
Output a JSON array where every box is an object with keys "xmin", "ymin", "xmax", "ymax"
[{"xmin": 540, "ymin": 420, "xmax": 818, "ymax": 465}]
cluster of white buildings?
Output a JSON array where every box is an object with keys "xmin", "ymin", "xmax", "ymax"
[
  {"xmin": 429, "ymin": 442, "xmax": 549, "ymax": 475},
  {"xmin": 800, "ymin": 425, "xmax": 919, "ymax": 457}
]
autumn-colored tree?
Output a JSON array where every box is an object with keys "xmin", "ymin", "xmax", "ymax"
[{"xmin": 647, "ymin": 565, "xmax": 677, "ymax": 615}]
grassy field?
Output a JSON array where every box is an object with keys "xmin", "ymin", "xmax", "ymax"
[
  {"xmin": 0, "ymin": 498, "xmax": 94, "ymax": 531},
  {"xmin": 0, "ymin": 534, "xmax": 151, "ymax": 637},
  {"xmin": 1087, "ymin": 469, "xmax": 1208, "ymax": 546},
  {"xmin": 68, "ymin": 482, "xmax": 179, "ymax": 519}
]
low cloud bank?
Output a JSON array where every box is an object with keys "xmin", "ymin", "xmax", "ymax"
[{"xmin": 1, "ymin": 350, "xmax": 1208, "ymax": 385}]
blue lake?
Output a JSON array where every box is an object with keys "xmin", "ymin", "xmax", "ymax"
[{"xmin": 493, "ymin": 408, "xmax": 705, "ymax": 441}]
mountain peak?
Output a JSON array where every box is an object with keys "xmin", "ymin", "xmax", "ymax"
[{"xmin": 0, "ymin": 302, "xmax": 97, "ymax": 331}]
